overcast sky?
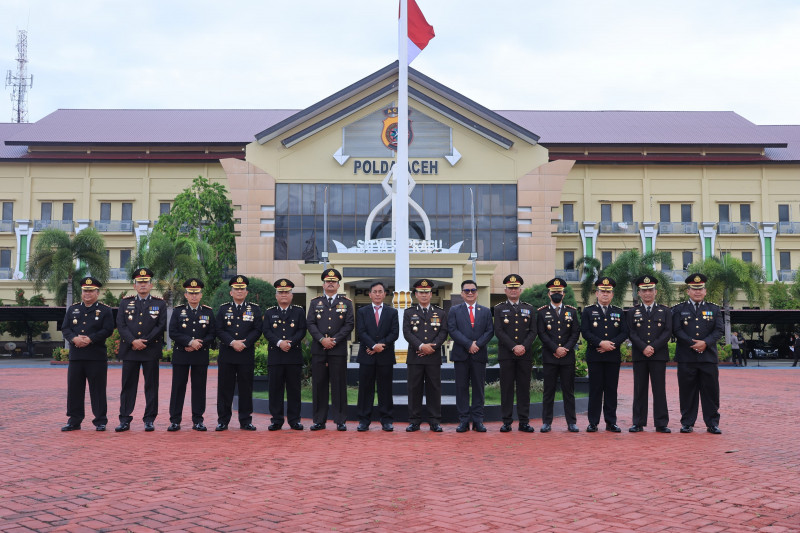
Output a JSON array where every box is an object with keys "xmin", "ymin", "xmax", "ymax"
[{"xmin": 2, "ymin": 0, "xmax": 799, "ymax": 125}]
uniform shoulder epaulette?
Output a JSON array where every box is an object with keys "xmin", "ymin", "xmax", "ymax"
[
  {"xmin": 201, "ymin": 304, "xmax": 212, "ymax": 309},
  {"xmin": 292, "ymin": 304, "xmax": 303, "ymax": 309},
  {"xmin": 173, "ymin": 304, "xmax": 184, "ymax": 309},
  {"xmin": 98, "ymin": 302, "xmax": 110, "ymax": 307},
  {"xmin": 249, "ymin": 301, "xmax": 261, "ymax": 308},
  {"xmin": 266, "ymin": 305, "xmax": 277, "ymax": 310},
  {"xmin": 431, "ymin": 303, "xmax": 443, "ymax": 309},
  {"xmin": 339, "ymin": 295, "xmax": 352, "ymax": 301},
  {"xmin": 538, "ymin": 305, "xmax": 548, "ymax": 310},
  {"xmin": 565, "ymin": 304, "xmax": 577, "ymax": 309},
  {"xmin": 150, "ymin": 295, "xmax": 164, "ymax": 300}
]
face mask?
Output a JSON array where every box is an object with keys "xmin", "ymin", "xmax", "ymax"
[{"xmin": 550, "ymin": 293, "xmax": 563, "ymax": 303}]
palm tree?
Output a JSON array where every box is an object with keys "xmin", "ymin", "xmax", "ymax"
[
  {"xmin": 575, "ymin": 256, "xmax": 602, "ymax": 306},
  {"xmin": 600, "ymin": 249, "xmax": 676, "ymax": 307},
  {"xmin": 129, "ymin": 230, "xmax": 208, "ymax": 348},
  {"xmin": 688, "ymin": 255, "xmax": 765, "ymax": 344},
  {"xmin": 27, "ymin": 228, "xmax": 109, "ymax": 309}
]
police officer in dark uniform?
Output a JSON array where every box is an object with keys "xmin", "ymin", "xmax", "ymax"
[
  {"xmin": 672, "ymin": 273, "xmax": 724, "ymax": 434},
  {"xmin": 116, "ymin": 268, "xmax": 167, "ymax": 432},
  {"xmin": 536, "ymin": 277, "xmax": 580, "ymax": 433},
  {"xmin": 263, "ymin": 278, "xmax": 307, "ymax": 431},
  {"xmin": 167, "ymin": 279, "xmax": 215, "ymax": 432},
  {"xmin": 306, "ymin": 268, "xmax": 354, "ymax": 431},
  {"xmin": 493, "ymin": 274, "xmax": 537, "ymax": 433},
  {"xmin": 61, "ymin": 277, "xmax": 115, "ymax": 432},
  {"xmin": 215, "ymin": 275, "xmax": 263, "ymax": 431},
  {"xmin": 580, "ymin": 277, "xmax": 628, "ymax": 433},
  {"xmin": 402, "ymin": 279, "xmax": 449, "ymax": 432},
  {"xmin": 627, "ymin": 275, "xmax": 672, "ymax": 433}
]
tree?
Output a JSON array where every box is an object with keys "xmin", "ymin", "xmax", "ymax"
[
  {"xmin": 0, "ymin": 289, "xmax": 49, "ymax": 356},
  {"xmin": 207, "ymin": 277, "xmax": 277, "ymax": 310},
  {"xmin": 153, "ymin": 176, "xmax": 236, "ymax": 293},
  {"xmin": 689, "ymin": 255, "xmax": 766, "ymax": 344},
  {"xmin": 27, "ymin": 228, "xmax": 109, "ymax": 308},
  {"xmin": 575, "ymin": 256, "xmax": 602, "ymax": 306},
  {"xmin": 600, "ymin": 249, "xmax": 675, "ymax": 307}
]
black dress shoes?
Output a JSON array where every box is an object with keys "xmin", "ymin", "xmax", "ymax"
[
  {"xmin": 381, "ymin": 422, "xmax": 393, "ymax": 432},
  {"xmin": 406, "ymin": 423, "xmax": 420, "ymax": 432},
  {"xmin": 337, "ymin": 423, "xmax": 347, "ymax": 431},
  {"xmin": 61, "ymin": 423, "xmax": 80, "ymax": 432},
  {"xmin": 586, "ymin": 423, "xmax": 598, "ymax": 432},
  {"xmin": 193, "ymin": 423, "xmax": 207, "ymax": 431},
  {"xmin": 144, "ymin": 422, "xmax": 155, "ymax": 432},
  {"xmin": 167, "ymin": 423, "xmax": 181, "ymax": 432},
  {"xmin": 540, "ymin": 423, "xmax": 551, "ymax": 433},
  {"xmin": 310, "ymin": 423, "xmax": 325, "ymax": 431},
  {"xmin": 456, "ymin": 422, "xmax": 470, "ymax": 433},
  {"xmin": 472, "ymin": 422, "xmax": 487, "ymax": 432},
  {"xmin": 115, "ymin": 423, "xmax": 130, "ymax": 432},
  {"xmin": 429, "ymin": 423, "xmax": 443, "ymax": 432},
  {"xmin": 290, "ymin": 423, "xmax": 304, "ymax": 430},
  {"xmin": 629, "ymin": 425, "xmax": 644, "ymax": 433},
  {"xmin": 95, "ymin": 424, "xmax": 106, "ymax": 432},
  {"xmin": 655, "ymin": 426, "xmax": 671, "ymax": 433},
  {"xmin": 357, "ymin": 423, "xmax": 369, "ymax": 432},
  {"xmin": 215, "ymin": 423, "xmax": 228, "ymax": 431},
  {"xmin": 567, "ymin": 424, "xmax": 580, "ymax": 433},
  {"xmin": 606, "ymin": 424, "xmax": 622, "ymax": 433},
  {"xmin": 680, "ymin": 425, "xmax": 693, "ymax": 433},
  {"xmin": 707, "ymin": 426, "xmax": 722, "ymax": 434},
  {"xmin": 268, "ymin": 423, "xmax": 283, "ymax": 431},
  {"xmin": 241, "ymin": 423, "xmax": 257, "ymax": 431},
  {"xmin": 499, "ymin": 423, "xmax": 512, "ymax": 433},
  {"xmin": 519, "ymin": 423, "xmax": 534, "ymax": 433}
]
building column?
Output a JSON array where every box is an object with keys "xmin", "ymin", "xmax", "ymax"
[
  {"xmin": 579, "ymin": 222, "xmax": 598, "ymax": 259},
  {"xmin": 76, "ymin": 219, "xmax": 90, "ymax": 233},
  {"xmin": 699, "ymin": 222, "xmax": 717, "ymax": 260},
  {"xmin": 14, "ymin": 219, "xmax": 32, "ymax": 279},
  {"xmin": 759, "ymin": 222, "xmax": 777, "ymax": 282},
  {"xmin": 640, "ymin": 222, "xmax": 658, "ymax": 254},
  {"xmin": 134, "ymin": 220, "xmax": 151, "ymax": 244}
]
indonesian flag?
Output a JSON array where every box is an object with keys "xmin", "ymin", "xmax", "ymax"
[{"xmin": 403, "ymin": 0, "xmax": 435, "ymax": 64}]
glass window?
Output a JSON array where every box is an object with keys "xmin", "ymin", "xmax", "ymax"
[
  {"xmin": 740, "ymin": 204, "xmax": 751, "ymax": 223},
  {"xmin": 563, "ymin": 204, "xmax": 574, "ymax": 223},
  {"xmin": 122, "ymin": 203, "xmax": 133, "ymax": 221},
  {"xmin": 601, "ymin": 204, "xmax": 612, "ymax": 222},
  {"xmin": 682, "ymin": 251, "xmax": 694, "ymax": 270},
  {"xmin": 660, "ymin": 251, "xmax": 672, "ymax": 271},
  {"xmin": 2, "ymin": 202, "xmax": 12, "ymax": 221},
  {"xmin": 160, "ymin": 202, "xmax": 171, "ymax": 215},
  {"xmin": 563, "ymin": 251, "xmax": 575, "ymax": 271},
  {"xmin": 0, "ymin": 249, "xmax": 10, "ymax": 269},
  {"xmin": 41, "ymin": 202, "xmax": 52, "ymax": 221},
  {"xmin": 780, "ymin": 251, "xmax": 791, "ymax": 271},
  {"xmin": 659, "ymin": 204, "xmax": 671, "ymax": 223},
  {"xmin": 719, "ymin": 204, "xmax": 730, "ymax": 223},
  {"xmin": 742, "ymin": 251, "xmax": 752, "ymax": 263},
  {"xmin": 681, "ymin": 204, "xmax": 692, "ymax": 222},
  {"xmin": 120, "ymin": 249, "xmax": 131, "ymax": 268},
  {"xmin": 721, "ymin": 251, "xmax": 730, "ymax": 260},
  {"xmin": 62, "ymin": 203, "xmax": 73, "ymax": 222},
  {"xmin": 778, "ymin": 204, "xmax": 790, "ymax": 222},
  {"xmin": 622, "ymin": 204, "xmax": 633, "ymax": 223},
  {"xmin": 601, "ymin": 251, "xmax": 613, "ymax": 269},
  {"xmin": 100, "ymin": 203, "xmax": 111, "ymax": 221}
]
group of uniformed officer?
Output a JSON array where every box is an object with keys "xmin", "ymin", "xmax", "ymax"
[{"xmin": 61, "ymin": 267, "xmax": 724, "ymax": 435}]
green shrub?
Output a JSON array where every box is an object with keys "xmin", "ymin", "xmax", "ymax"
[
  {"xmin": 161, "ymin": 348, "xmax": 172, "ymax": 362},
  {"xmin": 105, "ymin": 329, "xmax": 120, "ymax": 360},
  {"xmin": 52, "ymin": 347, "xmax": 69, "ymax": 361},
  {"xmin": 254, "ymin": 344, "xmax": 269, "ymax": 376}
]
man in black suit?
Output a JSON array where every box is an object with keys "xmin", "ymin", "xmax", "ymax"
[
  {"xmin": 306, "ymin": 268, "xmax": 355, "ymax": 431},
  {"xmin": 580, "ymin": 277, "xmax": 628, "ymax": 433},
  {"xmin": 263, "ymin": 278, "xmax": 307, "ymax": 431},
  {"xmin": 536, "ymin": 277, "xmax": 580, "ymax": 433},
  {"xmin": 215, "ymin": 275, "xmax": 263, "ymax": 431},
  {"xmin": 61, "ymin": 277, "xmax": 115, "ymax": 432},
  {"xmin": 116, "ymin": 268, "xmax": 167, "ymax": 432},
  {"xmin": 167, "ymin": 279, "xmax": 215, "ymax": 432},
  {"xmin": 356, "ymin": 281, "xmax": 399, "ymax": 432},
  {"xmin": 672, "ymin": 273, "xmax": 724, "ymax": 434},
  {"xmin": 402, "ymin": 279, "xmax": 449, "ymax": 432},
  {"xmin": 627, "ymin": 275, "xmax": 672, "ymax": 433},
  {"xmin": 494, "ymin": 274, "xmax": 537, "ymax": 433},
  {"xmin": 448, "ymin": 280, "xmax": 494, "ymax": 433}
]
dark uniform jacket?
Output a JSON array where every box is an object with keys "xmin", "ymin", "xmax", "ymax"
[
  {"xmin": 168, "ymin": 304, "xmax": 216, "ymax": 365},
  {"xmin": 216, "ymin": 301, "xmax": 263, "ymax": 364},
  {"xmin": 626, "ymin": 303, "xmax": 672, "ymax": 361},
  {"xmin": 536, "ymin": 304, "xmax": 580, "ymax": 365},
  {"xmin": 356, "ymin": 304, "xmax": 399, "ymax": 365},
  {"xmin": 672, "ymin": 300, "xmax": 724, "ymax": 363},
  {"xmin": 580, "ymin": 303, "xmax": 629, "ymax": 363},
  {"xmin": 402, "ymin": 304, "xmax": 449, "ymax": 365},
  {"xmin": 263, "ymin": 305, "xmax": 307, "ymax": 365},
  {"xmin": 493, "ymin": 301, "xmax": 537, "ymax": 362},
  {"xmin": 116, "ymin": 295, "xmax": 167, "ymax": 361},
  {"xmin": 306, "ymin": 295, "xmax": 354, "ymax": 359},
  {"xmin": 61, "ymin": 301, "xmax": 115, "ymax": 360}
]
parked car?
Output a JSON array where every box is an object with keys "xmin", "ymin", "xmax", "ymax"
[
  {"xmin": 744, "ymin": 340, "xmax": 780, "ymax": 359},
  {"xmin": 768, "ymin": 333, "xmax": 795, "ymax": 358}
]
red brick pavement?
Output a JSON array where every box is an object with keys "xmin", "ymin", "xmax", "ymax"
[{"xmin": 0, "ymin": 366, "xmax": 798, "ymax": 532}]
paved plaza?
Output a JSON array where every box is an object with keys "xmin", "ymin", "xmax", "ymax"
[{"xmin": 0, "ymin": 363, "xmax": 798, "ymax": 532}]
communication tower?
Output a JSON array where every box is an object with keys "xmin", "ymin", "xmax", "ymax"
[{"xmin": 5, "ymin": 29, "xmax": 34, "ymax": 123}]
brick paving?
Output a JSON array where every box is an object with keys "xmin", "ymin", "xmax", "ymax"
[{"xmin": 0, "ymin": 365, "xmax": 798, "ymax": 532}]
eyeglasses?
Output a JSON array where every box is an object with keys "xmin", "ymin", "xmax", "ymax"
[{"xmin": 462, "ymin": 288, "xmax": 477, "ymax": 294}]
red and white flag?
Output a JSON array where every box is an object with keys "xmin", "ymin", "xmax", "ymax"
[{"xmin": 402, "ymin": 0, "xmax": 435, "ymax": 64}]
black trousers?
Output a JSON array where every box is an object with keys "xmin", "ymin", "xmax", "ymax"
[
  {"xmin": 311, "ymin": 356, "xmax": 347, "ymax": 425},
  {"xmin": 119, "ymin": 359, "xmax": 159, "ymax": 424},
  {"xmin": 406, "ymin": 364, "xmax": 441, "ymax": 425},
  {"xmin": 677, "ymin": 362, "xmax": 720, "ymax": 427},
  {"xmin": 66, "ymin": 359, "xmax": 108, "ymax": 427},
  {"xmin": 587, "ymin": 361, "xmax": 621, "ymax": 426},
  {"xmin": 454, "ymin": 358, "xmax": 486, "ymax": 424},
  {"xmin": 217, "ymin": 361, "xmax": 254, "ymax": 426},
  {"xmin": 793, "ymin": 349, "xmax": 800, "ymax": 366},
  {"xmin": 499, "ymin": 358, "xmax": 532, "ymax": 425},
  {"xmin": 268, "ymin": 364, "xmax": 302, "ymax": 425},
  {"xmin": 541, "ymin": 363, "xmax": 576, "ymax": 425},
  {"xmin": 169, "ymin": 363, "xmax": 208, "ymax": 424},
  {"xmin": 631, "ymin": 359, "xmax": 668, "ymax": 427},
  {"xmin": 357, "ymin": 363, "xmax": 394, "ymax": 425},
  {"xmin": 737, "ymin": 349, "xmax": 747, "ymax": 366}
]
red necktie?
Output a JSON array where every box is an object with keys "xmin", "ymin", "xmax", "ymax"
[
  {"xmin": 469, "ymin": 305, "xmax": 475, "ymax": 327},
  {"xmin": 374, "ymin": 306, "xmax": 380, "ymax": 325}
]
